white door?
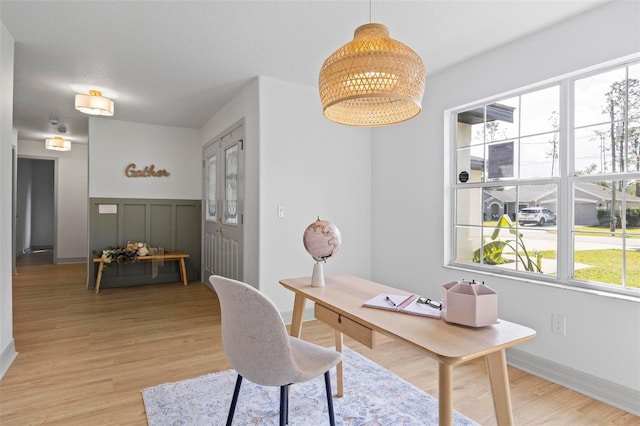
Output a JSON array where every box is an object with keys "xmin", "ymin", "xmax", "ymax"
[{"xmin": 203, "ymin": 126, "xmax": 244, "ymax": 282}]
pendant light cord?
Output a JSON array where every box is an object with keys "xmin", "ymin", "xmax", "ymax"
[{"xmin": 369, "ymin": 0, "xmax": 372, "ymax": 23}]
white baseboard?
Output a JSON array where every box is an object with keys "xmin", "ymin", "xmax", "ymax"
[
  {"xmin": 281, "ymin": 305, "xmax": 315, "ymax": 325},
  {"xmin": 0, "ymin": 339, "xmax": 18, "ymax": 380},
  {"xmin": 56, "ymin": 257, "xmax": 87, "ymax": 264},
  {"xmin": 507, "ymin": 347, "xmax": 640, "ymax": 416}
]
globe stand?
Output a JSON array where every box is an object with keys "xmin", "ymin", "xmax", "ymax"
[{"xmin": 311, "ymin": 262, "xmax": 325, "ymax": 287}]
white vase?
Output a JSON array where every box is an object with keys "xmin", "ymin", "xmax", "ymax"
[{"xmin": 311, "ymin": 262, "xmax": 325, "ymax": 287}]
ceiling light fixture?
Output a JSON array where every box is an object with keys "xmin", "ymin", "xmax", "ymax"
[
  {"xmin": 318, "ymin": 7, "xmax": 425, "ymax": 127},
  {"xmin": 45, "ymin": 136, "xmax": 71, "ymax": 151},
  {"xmin": 75, "ymin": 89, "xmax": 114, "ymax": 116}
]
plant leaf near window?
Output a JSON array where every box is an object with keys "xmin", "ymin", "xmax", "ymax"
[{"xmin": 473, "ymin": 214, "xmax": 542, "ymax": 273}]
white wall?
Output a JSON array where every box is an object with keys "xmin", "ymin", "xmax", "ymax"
[
  {"xmin": 0, "ymin": 20, "xmax": 17, "ymax": 379},
  {"xmin": 18, "ymin": 140, "xmax": 89, "ymax": 262},
  {"xmin": 257, "ymin": 77, "xmax": 372, "ymax": 312},
  {"xmin": 372, "ymin": 0, "xmax": 640, "ymax": 411},
  {"xmin": 201, "ymin": 77, "xmax": 372, "ymax": 312},
  {"xmin": 89, "ymin": 118, "xmax": 201, "ymax": 199}
]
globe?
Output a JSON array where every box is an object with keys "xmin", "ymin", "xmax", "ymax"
[
  {"xmin": 303, "ymin": 218, "xmax": 341, "ymax": 262},
  {"xmin": 303, "ymin": 218, "xmax": 341, "ymax": 287}
]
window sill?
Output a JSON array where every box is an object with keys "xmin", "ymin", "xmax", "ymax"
[{"xmin": 446, "ymin": 262, "xmax": 640, "ymax": 303}]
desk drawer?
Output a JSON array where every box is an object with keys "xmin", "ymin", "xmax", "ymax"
[{"xmin": 315, "ymin": 303, "xmax": 375, "ymax": 349}]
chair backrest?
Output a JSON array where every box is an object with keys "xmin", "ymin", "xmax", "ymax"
[{"xmin": 209, "ymin": 275, "xmax": 300, "ymax": 386}]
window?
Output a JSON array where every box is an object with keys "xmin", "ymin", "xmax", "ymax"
[{"xmin": 451, "ymin": 59, "xmax": 640, "ymax": 296}]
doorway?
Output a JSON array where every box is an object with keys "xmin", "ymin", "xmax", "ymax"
[
  {"xmin": 202, "ymin": 124, "xmax": 245, "ymax": 284},
  {"xmin": 15, "ymin": 158, "xmax": 55, "ymax": 265}
]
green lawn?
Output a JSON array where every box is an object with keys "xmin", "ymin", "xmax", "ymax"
[
  {"xmin": 574, "ymin": 226, "xmax": 640, "ymax": 237},
  {"xmin": 479, "ymin": 222, "xmax": 640, "ymax": 288},
  {"xmin": 538, "ymin": 249, "xmax": 640, "ymax": 288}
]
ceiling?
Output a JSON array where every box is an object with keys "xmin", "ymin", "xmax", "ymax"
[{"xmin": 1, "ymin": 0, "xmax": 607, "ymax": 145}]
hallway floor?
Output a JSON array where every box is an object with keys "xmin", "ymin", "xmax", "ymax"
[{"xmin": 16, "ymin": 249, "xmax": 53, "ymax": 267}]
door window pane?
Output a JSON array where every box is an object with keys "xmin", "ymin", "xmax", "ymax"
[
  {"xmin": 224, "ymin": 144, "xmax": 238, "ymax": 225},
  {"xmin": 206, "ymin": 154, "xmax": 217, "ymax": 222}
]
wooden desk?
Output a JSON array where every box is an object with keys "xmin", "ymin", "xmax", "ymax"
[
  {"xmin": 92, "ymin": 252, "xmax": 190, "ymax": 294},
  {"xmin": 280, "ymin": 275, "xmax": 536, "ymax": 426}
]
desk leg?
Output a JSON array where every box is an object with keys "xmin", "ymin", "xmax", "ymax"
[
  {"xmin": 334, "ymin": 330, "xmax": 344, "ymax": 397},
  {"xmin": 289, "ymin": 294, "xmax": 306, "ymax": 338},
  {"xmin": 178, "ymin": 258, "xmax": 188, "ymax": 286},
  {"xmin": 438, "ymin": 362, "xmax": 453, "ymax": 426},
  {"xmin": 95, "ymin": 262, "xmax": 104, "ymax": 294},
  {"xmin": 486, "ymin": 349, "xmax": 514, "ymax": 426}
]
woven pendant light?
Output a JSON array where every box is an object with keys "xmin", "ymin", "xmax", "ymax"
[{"xmin": 319, "ymin": 23, "xmax": 425, "ymax": 126}]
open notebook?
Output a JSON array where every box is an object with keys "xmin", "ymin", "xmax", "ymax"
[{"xmin": 363, "ymin": 293, "xmax": 441, "ymax": 318}]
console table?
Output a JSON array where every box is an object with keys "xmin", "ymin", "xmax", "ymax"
[
  {"xmin": 92, "ymin": 252, "xmax": 190, "ymax": 293},
  {"xmin": 280, "ymin": 274, "xmax": 536, "ymax": 426}
]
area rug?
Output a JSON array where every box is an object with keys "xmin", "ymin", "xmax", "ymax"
[{"xmin": 142, "ymin": 347, "xmax": 478, "ymax": 425}]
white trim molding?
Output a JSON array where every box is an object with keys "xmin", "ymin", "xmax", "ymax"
[
  {"xmin": 508, "ymin": 347, "xmax": 640, "ymax": 416},
  {"xmin": 0, "ymin": 339, "xmax": 18, "ymax": 379}
]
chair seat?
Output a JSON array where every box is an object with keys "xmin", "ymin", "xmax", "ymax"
[{"xmin": 289, "ymin": 336, "xmax": 342, "ymax": 383}]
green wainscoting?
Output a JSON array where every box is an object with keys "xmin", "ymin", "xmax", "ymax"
[{"xmin": 89, "ymin": 198, "xmax": 201, "ymax": 290}]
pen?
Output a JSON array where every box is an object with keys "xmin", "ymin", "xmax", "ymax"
[{"xmin": 385, "ymin": 296, "xmax": 396, "ymax": 307}]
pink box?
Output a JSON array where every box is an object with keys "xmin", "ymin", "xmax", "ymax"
[{"xmin": 441, "ymin": 280, "xmax": 498, "ymax": 327}]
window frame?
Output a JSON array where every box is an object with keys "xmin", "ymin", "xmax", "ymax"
[{"xmin": 447, "ymin": 57, "xmax": 640, "ymax": 299}]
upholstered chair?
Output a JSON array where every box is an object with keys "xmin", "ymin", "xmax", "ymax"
[{"xmin": 209, "ymin": 275, "xmax": 342, "ymax": 426}]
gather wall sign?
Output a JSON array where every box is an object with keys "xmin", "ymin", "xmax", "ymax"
[{"xmin": 125, "ymin": 163, "xmax": 170, "ymax": 178}]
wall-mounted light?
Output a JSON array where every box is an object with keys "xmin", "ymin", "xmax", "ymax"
[
  {"xmin": 45, "ymin": 136, "xmax": 71, "ymax": 151},
  {"xmin": 75, "ymin": 89, "xmax": 114, "ymax": 116}
]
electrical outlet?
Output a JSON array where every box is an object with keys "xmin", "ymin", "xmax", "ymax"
[
  {"xmin": 551, "ymin": 314, "xmax": 566, "ymax": 335},
  {"xmin": 277, "ymin": 205, "xmax": 285, "ymax": 219}
]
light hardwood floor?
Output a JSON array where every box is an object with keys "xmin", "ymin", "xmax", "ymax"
[{"xmin": 1, "ymin": 259, "xmax": 637, "ymax": 425}]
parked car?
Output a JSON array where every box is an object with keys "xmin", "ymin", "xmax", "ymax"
[{"xmin": 517, "ymin": 207, "xmax": 556, "ymax": 226}]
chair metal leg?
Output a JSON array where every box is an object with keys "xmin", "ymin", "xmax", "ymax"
[
  {"xmin": 227, "ymin": 374, "xmax": 243, "ymax": 426},
  {"xmin": 279, "ymin": 384, "xmax": 289, "ymax": 426},
  {"xmin": 285, "ymin": 384, "xmax": 289, "ymax": 425},
  {"xmin": 324, "ymin": 371, "xmax": 336, "ymax": 426}
]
